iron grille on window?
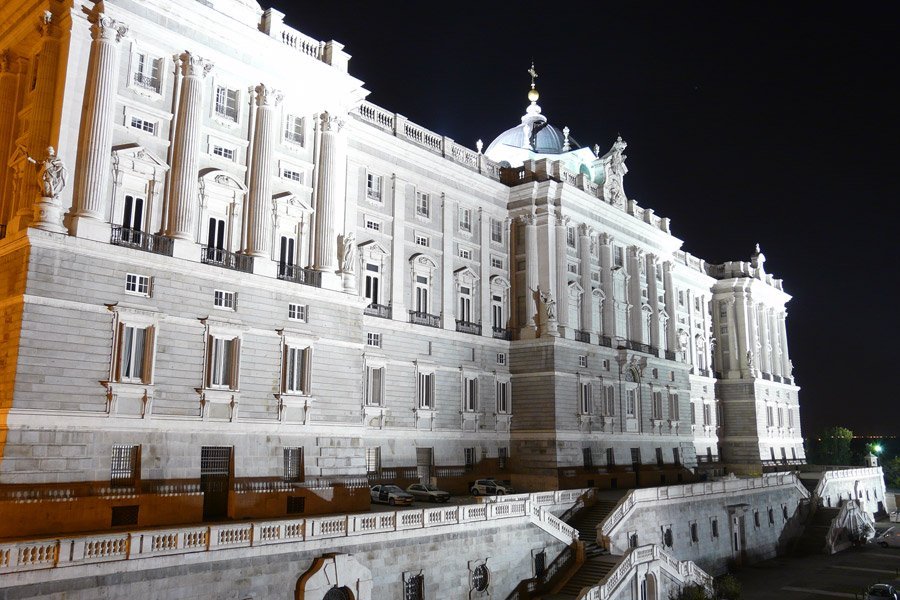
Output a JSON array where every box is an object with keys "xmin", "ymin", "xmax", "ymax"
[
  {"xmin": 201, "ymin": 446, "xmax": 231, "ymax": 475},
  {"xmin": 471, "ymin": 565, "xmax": 489, "ymax": 592},
  {"xmin": 111, "ymin": 505, "xmax": 139, "ymax": 527},
  {"xmin": 287, "ymin": 496, "xmax": 306, "ymax": 514},
  {"xmin": 283, "ymin": 447, "xmax": 303, "ymax": 482},
  {"xmin": 404, "ymin": 574, "xmax": 424, "ymax": 600},
  {"xmin": 111, "ymin": 445, "xmax": 138, "ymax": 487},
  {"xmin": 323, "ymin": 588, "xmax": 351, "ymax": 600}
]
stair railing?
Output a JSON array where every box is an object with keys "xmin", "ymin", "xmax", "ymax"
[{"xmin": 503, "ymin": 541, "xmax": 581, "ymax": 600}]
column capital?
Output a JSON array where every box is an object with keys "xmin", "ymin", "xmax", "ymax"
[
  {"xmin": 90, "ymin": 13, "xmax": 128, "ymax": 42},
  {"xmin": 0, "ymin": 51, "xmax": 12, "ymax": 74},
  {"xmin": 555, "ymin": 214, "xmax": 570, "ymax": 228},
  {"xmin": 176, "ymin": 51, "xmax": 213, "ymax": 78},
  {"xmin": 38, "ymin": 11, "xmax": 59, "ymax": 38},
  {"xmin": 578, "ymin": 223, "xmax": 593, "ymax": 237},
  {"xmin": 254, "ymin": 83, "xmax": 283, "ymax": 107},
  {"xmin": 517, "ymin": 212, "xmax": 536, "ymax": 226},
  {"xmin": 597, "ymin": 232, "xmax": 614, "ymax": 246},
  {"xmin": 320, "ymin": 111, "xmax": 345, "ymax": 133}
]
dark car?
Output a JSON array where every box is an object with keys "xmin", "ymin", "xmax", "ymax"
[
  {"xmin": 867, "ymin": 584, "xmax": 898, "ymax": 600},
  {"xmin": 406, "ymin": 483, "xmax": 451, "ymax": 503}
]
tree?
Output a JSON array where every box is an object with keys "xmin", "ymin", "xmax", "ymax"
[
  {"xmin": 812, "ymin": 426, "xmax": 853, "ymax": 466},
  {"xmin": 883, "ymin": 456, "xmax": 900, "ymax": 488}
]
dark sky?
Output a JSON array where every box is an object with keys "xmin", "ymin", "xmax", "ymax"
[{"xmin": 270, "ymin": 1, "xmax": 899, "ymax": 437}]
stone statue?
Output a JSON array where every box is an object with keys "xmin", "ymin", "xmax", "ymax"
[
  {"xmin": 340, "ymin": 232, "xmax": 357, "ymax": 274},
  {"xmin": 677, "ymin": 329, "xmax": 689, "ymax": 352},
  {"xmin": 25, "ymin": 146, "xmax": 67, "ymax": 198},
  {"xmin": 746, "ymin": 350, "xmax": 755, "ymax": 371},
  {"xmin": 540, "ymin": 288, "xmax": 557, "ymax": 321}
]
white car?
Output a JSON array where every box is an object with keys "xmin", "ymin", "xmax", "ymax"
[
  {"xmin": 470, "ymin": 479, "xmax": 514, "ymax": 496},
  {"xmin": 876, "ymin": 527, "xmax": 900, "ymax": 548},
  {"xmin": 406, "ymin": 483, "xmax": 451, "ymax": 503},
  {"xmin": 370, "ymin": 484, "xmax": 414, "ymax": 506}
]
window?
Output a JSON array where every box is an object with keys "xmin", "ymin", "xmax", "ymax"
[
  {"xmin": 365, "ymin": 263, "xmax": 381, "ymax": 305},
  {"xmin": 663, "ymin": 526, "xmax": 673, "ymax": 548},
  {"xmin": 459, "ymin": 207, "xmax": 472, "ymax": 232},
  {"xmin": 490, "ymin": 256, "xmax": 503, "ymax": 269},
  {"xmin": 783, "ymin": 505, "xmax": 789, "ymax": 520},
  {"xmin": 673, "ymin": 448, "xmax": 680, "ymax": 465},
  {"xmin": 125, "ymin": 273, "xmax": 151, "ymax": 297},
  {"xmin": 690, "ymin": 522, "xmax": 699, "ymax": 543},
  {"xmin": 602, "ymin": 359, "xmax": 610, "ymax": 370},
  {"xmin": 491, "ymin": 294, "xmax": 505, "ymax": 330},
  {"xmin": 668, "ymin": 393, "xmax": 680, "ymax": 420},
  {"xmin": 458, "ymin": 247, "xmax": 472, "ymax": 260},
  {"xmin": 566, "ymin": 226, "xmax": 576, "ymax": 248},
  {"xmin": 711, "ymin": 518, "xmax": 719, "ymax": 538},
  {"xmin": 626, "ymin": 389, "xmax": 636, "ymax": 416},
  {"xmin": 777, "ymin": 406, "xmax": 784, "ymax": 427},
  {"xmin": 366, "ymin": 447, "xmax": 381, "ymax": 476},
  {"xmin": 606, "ymin": 448, "xmax": 615, "ymax": 466},
  {"xmin": 133, "ymin": 52, "xmax": 161, "ymax": 92},
  {"xmin": 652, "ymin": 391, "xmax": 663, "ymax": 419},
  {"xmin": 655, "ymin": 447, "xmax": 664, "ymax": 466},
  {"xmin": 286, "ymin": 496, "xmax": 305, "ymax": 514},
  {"xmin": 283, "ymin": 345, "xmax": 310, "ymax": 394},
  {"xmin": 464, "ymin": 447, "xmax": 476, "ymax": 470},
  {"xmin": 583, "ymin": 447, "xmax": 593, "ymax": 468},
  {"xmin": 458, "ymin": 286, "xmax": 473, "ymax": 322},
  {"xmin": 214, "ymin": 290, "xmax": 236, "ymax": 310},
  {"xmin": 496, "ymin": 380, "xmax": 509, "ymax": 413},
  {"xmin": 417, "ymin": 372, "xmax": 434, "ymax": 409},
  {"xmin": 567, "ymin": 262, "xmax": 578, "ymax": 274},
  {"xmin": 207, "ymin": 335, "xmax": 240, "ymax": 390},
  {"xmin": 491, "ymin": 218, "xmax": 503, "ymax": 243},
  {"xmin": 366, "ymin": 366, "xmax": 384, "ymax": 406},
  {"xmin": 718, "ymin": 301, "xmax": 728, "ymax": 319},
  {"xmin": 129, "ymin": 116, "xmax": 156, "ymax": 135},
  {"xmin": 464, "ymin": 377, "xmax": 478, "ymax": 412},
  {"xmin": 768, "ymin": 507, "xmax": 775, "ymax": 525},
  {"xmin": 416, "ymin": 192, "xmax": 430, "ymax": 218},
  {"xmin": 695, "ymin": 297, "xmax": 701, "ymax": 312},
  {"xmin": 122, "ymin": 194, "xmax": 144, "ymax": 236},
  {"xmin": 414, "ymin": 275, "xmax": 430, "ymax": 313},
  {"xmin": 602, "ymin": 386, "xmax": 615, "ymax": 416},
  {"xmin": 207, "ymin": 217, "xmax": 226, "ymax": 254},
  {"xmin": 111, "ymin": 445, "xmax": 139, "ymax": 487},
  {"xmin": 214, "ymin": 85, "xmax": 239, "ymax": 121},
  {"xmin": 631, "ymin": 448, "xmax": 641, "ymax": 464},
  {"xmin": 614, "ymin": 246, "xmax": 624, "ymax": 267},
  {"xmin": 366, "ymin": 172, "xmax": 382, "ymax": 201},
  {"xmin": 471, "ymin": 564, "xmax": 489, "ymax": 593},
  {"xmin": 678, "ymin": 290, "xmax": 685, "ymax": 306},
  {"xmin": 579, "ymin": 382, "xmax": 592, "ymax": 414},
  {"xmin": 498, "ymin": 447, "xmax": 508, "ymax": 470},
  {"xmin": 690, "ymin": 402, "xmax": 696, "ymax": 425},
  {"xmin": 415, "ymin": 234, "xmax": 430, "ymax": 247},
  {"xmin": 283, "ymin": 447, "xmax": 303, "ymax": 482},
  {"xmin": 578, "ymin": 355, "xmax": 587, "ymax": 368},
  {"xmin": 766, "ymin": 405, "xmax": 774, "ymax": 427},
  {"xmin": 288, "ymin": 303, "xmax": 307, "ymax": 322},
  {"xmin": 115, "ymin": 324, "xmax": 154, "ymax": 383},
  {"xmin": 283, "ymin": 114, "xmax": 304, "ymax": 145},
  {"xmin": 365, "ymin": 218, "xmax": 381, "ymax": 232},
  {"xmin": 496, "ymin": 352, "xmax": 506, "ymax": 366},
  {"xmin": 366, "ymin": 332, "xmax": 382, "ymax": 348},
  {"xmin": 754, "ymin": 511, "xmax": 761, "ymax": 527},
  {"xmin": 404, "ymin": 573, "xmax": 424, "ymax": 600},
  {"xmin": 703, "ymin": 403, "xmax": 712, "ymax": 426},
  {"xmin": 212, "ymin": 144, "xmax": 235, "ymax": 160},
  {"xmin": 281, "ymin": 168, "xmax": 303, "ymax": 183}
]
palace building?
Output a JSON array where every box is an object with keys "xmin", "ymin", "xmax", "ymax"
[{"xmin": 0, "ymin": 0, "xmax": 805, "ymax": 543}]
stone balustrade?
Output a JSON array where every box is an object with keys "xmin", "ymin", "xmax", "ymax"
[
  {"xmin": 0, "ymin": 494, "xmax": 580, "ymax": 575},
  {"xmin": 580, "ymin": 544, "xmax": 712, "ymax": 600}
]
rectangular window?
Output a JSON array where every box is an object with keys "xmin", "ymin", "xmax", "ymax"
[
  {"xmin": 207, "ymin": 336, "xmax": 240, "ymax": 389},
  {"xmin": 464, "ymin": 377, "xmax": 478, "ymax": 412},
  {"xmin": 111, "ymin": 445, "xmax": 139, "ymax": 487},
  {"xmin": 631, "ymin": 447, "xmax": 641, "ymax": 465},
  {"xmin": 366, "ymin": 173, "xmax": 382, "ymax": 201},
  {"xmin": 490, "ymin": 256, "xmax": 503, "ymax": 269},
  {"xmin": 212, "ymin": 145, "xmax": 235, "ymax": 160},
  {"xmin": 366, "ymin": 447, "xmax": 381, "ymax": 476},
  {"xmin": 415, "ymin": 234, "xmax": 429, "ymax": 247},
  {"xmin": 417, "ymin": 372, "xmax": 434, "ymax": 409},
  {"xmin": 711, "ymin": 518, "xmax": 719, "ymax": 538},
  {"xmin": 414, "ymin": 275, "xmax": 430, "ymax": 313},
  {"xmin": 614, "ymin": 246, "xmax": 624, "ymax": 267},
  {"xmin": 656, "ymin": 447, "xmax": 664, "ymax": 466},
  {"xmin": 496, "ymin": 381, "xmax": 509, "ymax": 413},
  {"xmin": 652, "ymin": 391, "xmax": 663, "ymax": 419},
  {"xmin": 668, "ymin": 393, "xmax": 680, "ymax": 420},
  {"xmin": 766, "ymin": 405, "xmax": 774, "ymax": 427},
  {"xmin": 366, "ymin": 332, "xmax": 382, "ymax": 348},
  {"xmin": 578, "ymin": 355, "xmax": 588, "ymax": 368},
  {"xmin": 214, "ymin": 289, "xmax": 236, "ymax": 310},
  {"xmin": 464, "ymin": 447, "xmax": 476, "ymax": 470},
  {"xmin": 496, "ymin": 352, "xmax": 506, "ymax": 366},
  {"xmin": 566, "ymin": 226, "xmax": 576, "ymax": 248},
  {"xmin": 583, "ymin": 447, "xmax": 594, "ymax": 468},
  {"xmin": 283, "ymin": 345, "xmax": 309, "ymax": 394},
  {"xmin": 214, "ymin": 86, "xmax": 239, "ymax": 121},
  {"xmin": 133, "ymin": 52, "xmax": 161, "ymax": 92},
  {"xmin": 283, "ymin": 114, "xmax": 304, "ymax": 145},
  {"xmin": 129, "ymin": 116, "xmax": 156, "ymax": 135},
  {"xmin": 719, "ymin": 301, "xmax": 728, "ymax": 319},
  {"xmin": 458, "ymin": 247, "xmax": 472, "ymax": 260},
  {"xmin": 459, "ymin": 207, "xmax": 472, "ymax": 232},
  {"xmin": 416, "ymin": 192, "xmax": 430, "ymax": 218},
  {"xmin": 458, "ymin": 286, "xmax": 472, "ymax": 322},
  {"xmin": 281, "ymin": 168, "xmax": 303, "ymax": 183},
  {"xmin": 694, "ymin": 297, "xmax": 701, "ymax": 312},
  {"xmin": 673, "ymin": 447, "xmax": 680, "ymax": 465},
  {"xmin": 283, "ymin": 447, "xmax": 303, "ymax": 482},
  {"xmin": 703, "ymin": 403, "xmax": 712, "ymax": 426},
  {"xmin": 491, "ymin": 218, "xmax": 503, "ymax": 243},
  {"xmin": 626, "ymin": 389, "xmax": 636, "ymax": 416},
  {"xmin": 579, "ymin": 382, "xmax": 592, "ymax": 415},
  {"xmin": 366, "ymin": 366, "xmax": 384, "ymax": 406},
  {"xmin": 603, "ymin": 386, "xmax": 615, "ymax": 416},
  {"xmin": 678, "ymin": 290, "xmax": 685, "ymax": 306},
  {"xmin": 606, "ymin": 447, "xmax": 615, "ymax": 466},
  {"xmin": 365, "ymin": 263, "xmax": 381, "ymax": 305},
  {"xmin": 288, "ymin": 303, "xmax": 307, "ymax": 322},
  {"xmin": 365, "ymin": 219, "xmax": 381, "ymax": 232},
  {"xmin": 690, "ymin": 402, "xmax": 697, "ymax": 425},
  {"xmin": 492, "ymin": 295, "xmax": 504, "ymax": 330},
  {"xmin": 125, "ymin": 273, "xmax": 151, "ymax": 297},
  {"xmin": 122, "ymin": 194, "xmax": 144, "ymax": 235},
  {"xmin": 498, "ymin": 447, "xmax": 508, "ymax": 470},
  {"xmin": 116, "ymin": 324, "xmax": 153, "ymax": 383},
  {"xmin": 567, "ymin": 262, "xmax": 578, "ymax": 274},
  {"xmin": 404, "ymin": 574, "xmax": 424, "ymax": 600}
]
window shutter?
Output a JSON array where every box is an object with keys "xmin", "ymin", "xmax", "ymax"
[
  {"xmin": 114, "ymin": 322, "xmax": 125, "ymax": 382},
  {"xmin": 205, "ymin": 335, "xmax": 214, "ymax": 388},
  {"xmin": 281, "ymin": 344, "xmax": 289, "ymax": 393},
  {"xmin": 303, "ymin": 347, "xmax": 312, "ymax": 395},
  {"xmin": 141, "ymin": 326, "xmax": 155, "ymax": 384},
  {"xmin": 230, "ymin": 337, "xmax": 241, "ymax": 390}
]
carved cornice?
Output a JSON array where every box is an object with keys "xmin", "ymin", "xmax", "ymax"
[
  {"xmin": 90, "ymin": 13, "xmax": 128, "ymax": 43},
  {"xmin": 176, "ymin": 51, "xmax": 213, "ymax": 78},
  {"xmin": 254, "ymin": 83, "xmax": 283, "ymax": 107}
]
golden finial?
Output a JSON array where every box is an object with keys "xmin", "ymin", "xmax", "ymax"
[{"xmin": 527, "ymin": 62, "xmax": 539, "ymax": 102}]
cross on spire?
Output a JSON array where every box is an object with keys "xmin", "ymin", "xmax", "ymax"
[{"xmin": 528, "ymin": 62, "xmax": 538, "ymax": 89}]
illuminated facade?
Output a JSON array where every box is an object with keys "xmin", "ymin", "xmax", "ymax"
[{"xmin": 0, "ymin": 0, "xmax": 803, "ymax": 540}]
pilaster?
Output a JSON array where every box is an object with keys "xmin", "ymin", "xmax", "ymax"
[
  {"xmin": 521, "ymin": 213, "xmax": 538, "ymax": 337},
  {"xmin": 554, "ymin": 215, "xmax": 570, "ymax": 334},
  {"xmin": 245, "ymin": 83, "xmax": 282, "ymax": 262},
  {"xmin": 312, "ymin": 111, "xmax": 346, "ymax": 290},
  {"xmin": 598, "ymin": 233, "xmax": 614, "ymax": 337},
  {"xmin": 390, "ymin": 174, "xmax": 407, "ymax": 320},
  {"xmin": 440, "ymin": 193, "xmax": 454, "ymax": 330},
  {"xmin": 578, "ymin": 224, "xmax": 593, "ymax": 336},
  {"xmin": 479, "ymin": 208, "xmax": 490, "ymax": 336},
  {"xmin": 0, "ymin": 53, "xmax": 19, "ymax": 226}
]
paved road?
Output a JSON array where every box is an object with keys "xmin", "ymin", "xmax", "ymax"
[{"xmin": 735, "ymin": 543, "xmax": 900, "ymax": 599}]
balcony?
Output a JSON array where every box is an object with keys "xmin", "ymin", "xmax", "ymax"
[
  {"xmin": 621, "ymin": 340, "xmax": 655, "ymax": 355},
  {"xmin": 492, "ymin": 327, "xmax": 511, "ymax": 340},
  {"xmin": 202, "ymin": 246, "xmax": 253, "ymax": 273},
  {"xmin": 694, "ymin": 368, "xmax": 711, "ymax": 377},
  {"xmin": 364, "ymin": 303, "xmax": 391, "ymax": 319},
  {"xmin": 277, "ymin": 262, "xmax": 321, "ymax": 287},
  {"xmin": 761, "ymin": 372, "xmax": 772, "ymax": 381},
  {"xmin": 574, "ymin": 330, "xmax": 591, "ymax": 343},
  {"xmin": 456, "ymin": 320, "xmax": 481, "ymax": 335},
  {"xmin": 773, "ymin": 375, "xmax": 783, "ymax": 384},
  {"xmin": 409, "ymin": 310, "xmax": 441, "ymax": 328},
  {"xmin": 664, "ymin": 350, "xmax": 677, "ymax": 361},
  {"xmin": 697, "ymin": 455, "xmax": 720, "ymax": 464},
  {"xmin": 597, "ymin": 335, "xmax": 613, "ymax": 348},
  {"xmin": 132, "ymin": 73, "xmax": 161, "ymax": 93},
  {"xmin": 111, "ymin": 226, "xmax": 173, "ymax": 256}
]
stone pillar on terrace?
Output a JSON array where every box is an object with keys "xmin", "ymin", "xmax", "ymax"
[
  {"xmin": 70, "ymin": 12, "xmax": 128, "ymax": 240},
  {"xmin": 769, "ymin": 310, "xmax": 782, "ymax": 378},
  {"xmin": 778, "ymin": 311, "xmax": 791, "ymax": 378},
  {"xmin": 647, "ymin": 254, "xmax": 661, "ymax": 351},
  {"xmin": 554, "ymin": 215, "xmax": 570, "ymax": 335},
  {"xmin": 758, "ymin": 305, "xmax": 771, "ymax": 374},
  {"xmin": 578, "ymin": 224, "xmax": 593, "ymax": 336},
  {"xmin": 520, "ymin": 213, "xmax": 538, "ymax": 337},
  {"xmin": 598, "ymin": 233, "xmax": 615, "ymax": 339},
  {"xmin": 245, "ymin": 83, "xmax": 282, "ymax": 273},
  {"xmin": 165, "ymin": 51, "xmax": 213, "ymax": 244},
  {"xmin": 312, "ymin": 111, "xmax": 346, "ymax": 288}
]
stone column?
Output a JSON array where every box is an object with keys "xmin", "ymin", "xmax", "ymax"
[
  {"xmin": 778, "ymin": 312, "xmax": 791, "ymax": 378},
  {"xmin": 758, "ymin": 305, "xmax": 771, "ymax": 374},
  {"xmin": 768, "ymin": 310, "xmax": 782, "ymax": 377},
  {"xmin": 598, "ymin": 233, "xmax": 614, "ymax": 337},
  {"xmin": 578, "ymin": 224, "xmax": 593, "ymax": 336},
  {"xmin": 390, "ymin": 175, "xmax": 407, "ymax": 320},
  {"xmin": 166, "ymin": 52, "xmax": 213, "ymax": 242},
  {"xmin": 734, "ymin": 294, "xmax": 749, "ymax": 375},
  {"xmin": 663, "ymin": 262, "xmax": 678, "ymax": 352},
  {"xmin": 312, "ymin": 111, "xmax": 346, "ymax": 282},
  {"xmin": 0, "ymin": 52, "xmax": 19, "ymax": 227},
  {"xmin": 554, "ymin": 216, "xmax": 570, "ymax": 333},
  {"xmin": 647, "ymin": 255, "xmax": 661, "ymax": 351},
  {"xmin": 627, "ymin": 247, "xmax": 645, "ymax": 343},
  {"xmin": 522, "ymin": 214, "xmax": 538, "ymax": 335},
  {"xmin": 245, "ymin": 83, "xmax": 281, "ymax": 260},
  {"xmin": 70, "ymin": 12, "xmax": 128, "ymax": 239},
  {"xmin": 746, "ymin": 298, "xmax": 759, "ymax": 375}
]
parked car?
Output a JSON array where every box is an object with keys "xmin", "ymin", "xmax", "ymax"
[
  {"xmin": 875, "ymin": 527, "xmax": 900, "ymax": 548},
  {"xmin": 470, "ymin": 479, "xmax": 514, "ymax": 496},
  {"xmin": 370, "ymin": 484, "xmax": 414, "ymax": 506},
  {"xmin": 406, "ymin": 483, "xmax": 451, "ymax": 503},
  {"xmin": 866, "ymin": 584, "xmax": 898, "ymax": 600}
]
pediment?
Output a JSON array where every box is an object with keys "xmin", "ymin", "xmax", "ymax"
[
  {"xmin": 489, "ymin": 275, "xmax": 510, "ymax": 289},
  {"xmin": 358, "ymin": 240, "xmax": 389, "ymax": 256},
  {"xmin": 112, "ymin": 143, "xmax": 169, "ymax": 170},
  {"xmin": 199, "ymin": 168, "xmax": 247, "ymax": 192},
  {"xmin": 453, "ymin": 266, "xmax": 480, "ymax": 281},
  {"xmin": 409, "ymin": 252, "xmax": 438, "ymax": 269},
  {"xmin": 274, "ymin": 191, "xmax": 312, "ymax": 212}
]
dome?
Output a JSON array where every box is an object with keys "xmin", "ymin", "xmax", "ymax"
[{"xmin": 485, "ymin": 123, "xmax": 580, "ymax": 157}]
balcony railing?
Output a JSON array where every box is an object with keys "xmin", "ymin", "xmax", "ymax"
[
  {"xmin": 773, "ymin": 375, "xmax": 783, "ymax": 384},
  {"xmin": 409, "ymin": 310, "xmax": 441, "ymax": 328},
  {"xmin": 111, "ymin": 226, "xmax": 174, "ymax": 256},
  {"xmin": 364, "ymin": 303, "xmax": 391, "ymax": 319},
  {"xmin": 694, "ymin": 368, "xmax": 711, "ymax": 377},
  {"xmin": 621, "ymin": 340, "xmax": 654, "ymax": 355},
  {"xmin": 598, "ymin": 335, "xmax": 613, "ymax": 348},
  {"xmin": 132, "ymin": 73, "xmax": 160, "ymax": 93},
  {"xmin": 277, "ymin": 263, "xmax": 321, "ymax": 287},
  {"xmin": 761, "ymin": 372, "xmax": 772, "ymax": 381},
  {"xmin": 575, "ymin": 330, "xmax": 591, "ymax": 343},
  {"xmin": 665, "ymin": 350, "xmax": 677, "ymax": 361},
  {"xmin": 696, "ymin": 455, "xmax": 720, "ymax": 464},
  {"xmin": 202, "ymin": 246, "xmax": 254, "ymax": 273},
  {"xmin": 456, "ymin": 320, "xmax": 481, "ymax": 335},
  {"xmin": 492, "ymin": 327, "xmax": 512, "ymax": 340}
]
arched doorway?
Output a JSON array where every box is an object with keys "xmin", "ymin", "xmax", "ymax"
[
  {"xmin": 323, "ymin": 587, "xmax": 353, "ymax": 600},
  {"xmin": 295, "ymin": 554, "xmax": 372, "ymax": 600}
]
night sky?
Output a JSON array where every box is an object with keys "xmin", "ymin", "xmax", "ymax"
[{"xmin": 269, "ymin": 1, "xmax": 898, "ymax": 437}]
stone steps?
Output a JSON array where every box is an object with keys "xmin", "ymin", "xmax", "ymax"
[{"xmin": 553, "ymin": 555, "xmax": 622, "ymax": 598}]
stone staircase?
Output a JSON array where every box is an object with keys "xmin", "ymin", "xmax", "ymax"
[
  {"xmin": 569, "ymin": 495, "xmax": 621, "ymax": 558},
  {"xmin": 793, "ymin": 505, "xmax": 840, "ymax": 555},
  {"xmin": 541, "ymin": 555, "xmax": 622, "ymax": 600}
]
